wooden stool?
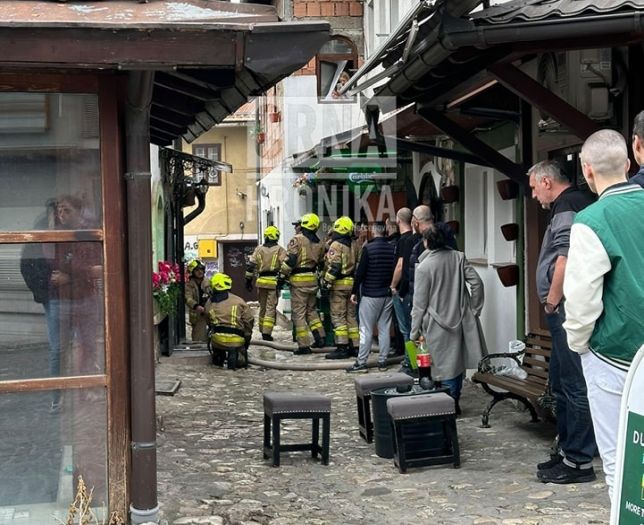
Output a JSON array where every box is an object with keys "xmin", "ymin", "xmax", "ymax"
[
  {"xmin": 263, "ymin": 391, "xmax": 331, "ymax": 467},
  {"xmin": 386, "ymin": 393, "xmax": 460, "ymax": 473},
  {"xmin": 353, "ymin": 373, "xmax": 414, "ymax": 443}
]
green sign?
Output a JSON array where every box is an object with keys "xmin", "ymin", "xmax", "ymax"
[
  {"xmin": 614, "ymin": 346, "xmax": 644, "ymax": 525},
  {"xmin": 618, "ymin": 412, "xmax": 644, "ymax": 524}
]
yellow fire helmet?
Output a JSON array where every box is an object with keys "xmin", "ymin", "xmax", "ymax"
[
  {"xmin": 210, "ymin": 272, "xmax": 232, "ymax": 291},
  {"xmin": 333, "ymin": 216, "xmax": 354, "ymax": 236},
  {"xmin": 264, "ymin": 225, "xmax": 280, "ymax": 241},
  {"xmin": 187, "ymin": 259, "xmax": 205, "ymax": 273},
  {"xmin": 300, "ymin": 213, "xmax": 320, "ymax": 232}
]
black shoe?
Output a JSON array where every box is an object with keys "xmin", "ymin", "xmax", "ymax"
[
  {"xmin": 398, "ymin": 365, "xmax": 414, "ymax": 377},
  {"xmin": 377, "ymin": 361, "xmax": 388, "ymax": 371},
  {"xmin": 261, "ymin": 334, "xmax": 274, "ymax": 342},
  {"xmin": 537, "ymin": 462, "xmax": 596, "ymax": 484},
  {"xmin": 348, "ymin": 345, "xmax": 358, "ymax": 358},
  {"xmin": 537, "ymin": 454, "xmax": 562, "ymax": 471},
  {"xmin": 325, "ymin": 346, "xmax": 351, "ymax": 360},
  {"xmin": 346, "ymin": 362, "xmax": 368, "ymax": 373},
  {"xmin": 311, "ymin": 331, "xmax": 326, "ymax": 348},
  {"xmin": 294, "ymin": 347, "xmax": 312, "ymax": 355}
]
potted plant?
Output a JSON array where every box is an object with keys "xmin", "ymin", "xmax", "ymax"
[
  {"xmin": 440, "ymin": 185, "xmax": 460, "ymax": 203},
  {"xmin": 269, "ymin": 111, "xmax": 281, "ymax": 123},
  {"xmin": 250, "ymin": 123, "xmax": 265, "ymax": 145},
  {"xmin": 496, "ymin": 179, "xmax": 520, "ymax": 200},
  {"xmin": 446, "ymin": 220, "xmax": 460, "ymax": 234},
  {"xmin": 152, "ymin": 261, "xmax": 182, "ymax": 316},
  {"xmin": 496, "ymin": 264, "xmax": 519, "ymax": 287},
  {"xmin": 500, "ymin": 223, "xmax": 519, "ymax": 241}
]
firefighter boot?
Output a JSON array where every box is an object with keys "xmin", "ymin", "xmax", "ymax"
[
  {"xmin": 227, "ymin": 348, "xmax": 238, "ymax": 370},
  {"xmin": 348, "ymin": 343, "xmax": 358, "ymax": 358},
  {"xmin": 325, "ymin": 344, "xmax": 351, "ymax": 360},
  {"xmin": 262, "ymin": 333, "xmax": 274, "ymax": 342},
  {"xmin": 294, "ymin": 346, "xmax": 312, "ymax": 355},
  {"xmin": 311, "ymin": 330, "xmax": 325, "ymax": 349}
]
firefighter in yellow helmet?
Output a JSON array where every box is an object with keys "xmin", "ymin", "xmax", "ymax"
[
  {"xmin": 322, "ymin": 216, "xmax": 359, "ymax": 359},
  {"xmin": 185, "ymin": 259, "xmax": 211, "ymax": 342},
  {"xmin": 206, "ymin": 273, "xmax": 254, "ymax": 370},
  {"xmin": 277, "ymin": 213, "xmax": 326, "ymax": 354},
  {"xmin": 245, "ymin": 225, "xmax": 287, "ymax": 341}
]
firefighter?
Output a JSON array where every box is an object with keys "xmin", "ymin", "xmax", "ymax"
[
  {"xmin": 185, "ymin": 259, "xmax": 211, "ymax": 342},
  {"xmin": 323, "ymin": 216, "xmax": 359, "ymax": 359},
  {"xmin": 277, "ymin": 213, "xmax": 326, "ymax": 354},
  {"xmin": 206, "ymin": 273, "xmax": 254, "ymax": 370},
  {"xmin": 245, "ymin": 225, "xmax": 286, "ymax": 341}
]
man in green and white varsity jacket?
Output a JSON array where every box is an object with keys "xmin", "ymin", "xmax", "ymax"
[{"xmin": 564, "ymin": 129, "xmax": 644, "ymax": 501}]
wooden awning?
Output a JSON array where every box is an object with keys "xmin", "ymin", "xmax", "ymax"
[{"xmin": 0, "ymin": 0, "xmax": 330, "ymax": 144}]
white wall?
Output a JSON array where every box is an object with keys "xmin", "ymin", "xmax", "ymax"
[
  {"xmin": 281, "ymin": 76, "xmax": 364, "ymax": 157},
  {"xmin": 463, "ymin": 147, "xmax": 518, "ymax": 354}
]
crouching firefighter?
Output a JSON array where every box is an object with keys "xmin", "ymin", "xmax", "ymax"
[
  {"xmin": 245, "ymin": 226, "xmax": 286, "ymax": 342},
  {"xmin": 277, "ymin": 213, "xmax": 326, "ymax": 354},
  {"xmin": 206, "ymin": 273, "xmax": 254, "ymax": 370},
  {"xmin": 185, "ymin": 259, "xmax": 211, "ymax": 342},
  {"xmin": 323, "ymin": 216, "xmax": 359, "ymax": 359}
]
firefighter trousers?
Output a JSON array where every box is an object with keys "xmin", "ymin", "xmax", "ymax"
[
  {"xmin": 290, "ymin": 285, "xmax": 325, "ymax": 347},
  {"xmin": 257, "ymin": 288, "xmax": 278, "ymax": 335},
  {"xmin": 329, "ymin": 288, "xmax": 358, "ymax": 346}
]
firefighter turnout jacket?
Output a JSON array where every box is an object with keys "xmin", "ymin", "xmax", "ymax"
[
  {"xmin": 279, "ymin": 230, "xmax": 325, "ymax": 288},
  {"xmin": 207, "ymin": 291, "xmax": 254, "ymax": 348},
  {"xmin": 323, "ymin": 235, "xmax": 355, "ymax": 290},
  {"xmin": 245, "ymin": 241, "xmax": 286, "ymax": 289}
]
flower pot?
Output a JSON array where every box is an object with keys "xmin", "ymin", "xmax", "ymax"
[
  {"xmin": 500, "ymin": 223, "xmax": 519, "ymax": 241},
  {"xmin": 496, "ymin": 179, "xmax": 519, "ymax": 200},
  {"xmin": 445, "ymin": 220, "xmax": 460, "ymax": 235},
  {"xmin": 496, "ymin": 264, "xmax": 519, "ymax": 287},
  {"xmin": 255, "ymin": 131, "xmax": 266, "ymax": 145},
  {"xmin": 269, "ymin": 112, "xmax": 281, "ymax": 123},
  {"xmin": 440, "ymin": 185, "xmax": 460, "ymax": 203}
]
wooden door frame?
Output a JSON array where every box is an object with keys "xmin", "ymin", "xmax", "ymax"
[{"xmin": 0, "ymin": 71, "xmax": 129, "ymax": 517}]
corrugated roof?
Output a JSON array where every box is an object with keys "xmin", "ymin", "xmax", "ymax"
[{"xmin": 470, "ymin": 0, "xmax": 644, "ymax": 24}]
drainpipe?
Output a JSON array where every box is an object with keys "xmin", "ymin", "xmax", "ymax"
[
  {"xmin": 125, "ymin": 71, "xmax": 159, "ymax": 525},
  {"xmin": 184, "ymin": 191, "xmax": 206, "ymax": 225}
]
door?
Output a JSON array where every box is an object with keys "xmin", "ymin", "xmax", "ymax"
[
  {"xmin": 0, "ymin": 74, "xmax": 127, "ymax": 520},
  {"xmin": 222, "ymin": 241, "xmax": 257, "ymax": 301}
]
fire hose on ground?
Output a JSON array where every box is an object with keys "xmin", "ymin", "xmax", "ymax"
[{"xmin": 245, "ymin": 338, "xmax": 404, "ymax": 371}]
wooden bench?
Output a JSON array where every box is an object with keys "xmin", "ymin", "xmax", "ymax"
[{"xmin": 471, "ymin": 334, "xmax": 554, "ymax": 428}]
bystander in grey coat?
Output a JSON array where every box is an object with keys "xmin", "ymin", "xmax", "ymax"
[{"xmin": 410, "ymin": 238, "xmax": 486, "ymax": 383}]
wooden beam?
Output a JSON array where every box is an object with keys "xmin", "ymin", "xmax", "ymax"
[
  {"xmin": 152, "ymin": 86, "xmax": 205, "ymax": 116},
  {"xmin": 154, "ymin": 72, "xmax": 218, "ymax": 101},
  {"xmin": 417, "ymin": 105, "xmax": 525, "ymax": 183},
  {"xmin": 488, "ymin": 63, "xmax": 600, "ymax": 139},
  {"xmin": 381, "ymin": 136, "xmax": 491, "ymax": 167},
  {"xmin": 0, "ymin": 28, "xmax": 238, "ymax": 68}
]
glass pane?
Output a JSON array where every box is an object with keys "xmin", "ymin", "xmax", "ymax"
[
  {"xmin": 319, "ymin": 38, "xmax": 354, "ymax": 55},
  {"xmin": 0, "ymin": 242, "xmax": 104, "ymax": 380},
  {"xmin": 0, "ymin": 388, "xmax": 108, "ymax": 524},
  {"xmin": 0, "ymin": 93, "xmax": 101, "ymax": 231}
]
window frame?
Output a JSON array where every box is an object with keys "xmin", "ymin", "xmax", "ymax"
[{"xmin": 315, "ymin": 35, "xmax": 359, "ymax": 103}]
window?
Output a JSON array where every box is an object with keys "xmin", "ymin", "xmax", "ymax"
[
  {"xmin": 316, "ymin": 36, "xmax": 358, "ymax": 102},
  {"xmin": 464, "ymin": 167, "xmax": 488, "ymax": 261},
  {"xmin": 193, "ymin": 143, "xmax": 221, "ymax": 162}
]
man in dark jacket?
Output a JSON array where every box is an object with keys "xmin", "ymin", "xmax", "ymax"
[
  {"xmin": 630, "ymin": 110, "xmax": 644, "ymax": 187},
  {"xmin": 528, "ymin": 160, "xmax": 597, "ymax": 484},
  {"xmin": 346, "ymin": 222, "xmax": 396, "ymax": 373}
]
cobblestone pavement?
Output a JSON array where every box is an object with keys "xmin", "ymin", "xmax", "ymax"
[{"xmin": 156, "ymin": 324, "xmax": 610, "ymax": 525}]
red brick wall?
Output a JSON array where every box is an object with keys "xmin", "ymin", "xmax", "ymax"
[{"xmin": 293, "ymin": 0, "xmax": 363, "ymax": 19}]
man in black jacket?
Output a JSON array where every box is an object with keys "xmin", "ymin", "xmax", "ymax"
[{"xmin": 346, "ymin": 222, "xmax": 396, "ymax": 373}]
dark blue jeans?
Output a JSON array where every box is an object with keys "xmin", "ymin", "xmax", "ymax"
[
  {"xmin": 546, "ymin": 307, "xmax": 597, "ymax": 466},
  {"xmin": 392, "ymin": 293, "xmax": 412, "ymax": 366},
  {"xmin": 441, "ymin": 373, "xmax": 464, "ymax": 401}
]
